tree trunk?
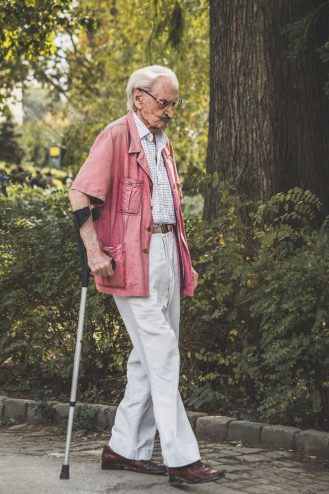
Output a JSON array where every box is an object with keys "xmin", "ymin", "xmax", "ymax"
[{"xmin": 204, "ymin": 0, "xmax": 329, "ymax": 222}]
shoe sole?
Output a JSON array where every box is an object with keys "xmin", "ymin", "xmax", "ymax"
[
  {"xmin": 102, "ymin": 463, "xmax": 167, "ymax": 475},
  {"xmin": 169, "ymin": 472, "xmax": 225, "ymax": 485}
]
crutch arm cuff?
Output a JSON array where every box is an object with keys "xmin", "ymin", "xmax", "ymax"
[{"xmin": 73, "ymin": 206, "xmax": 91, "ymax": 229}]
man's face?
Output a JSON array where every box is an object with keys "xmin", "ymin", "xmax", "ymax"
[{"xmin": 134, "ymin": 77, "xmax": 179, "ymax": 133}]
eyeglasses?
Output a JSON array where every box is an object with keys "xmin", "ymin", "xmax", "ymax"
[{"xmin": 137, "ymin": 88, "xmax": 182, "ymax": 109}]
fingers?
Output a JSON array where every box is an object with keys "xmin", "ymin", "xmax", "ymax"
[
  {"xmin": 90, "ymin": 258, "xmax": 114, "ymax": 277},
  {"xmin": 106, "ymin": 261, "xmax": 114, "ymax": 277}
]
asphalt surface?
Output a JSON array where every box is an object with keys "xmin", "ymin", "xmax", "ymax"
[{"xmin": 0, "ymin": 424, "xmax": 329, "ymax": 493}]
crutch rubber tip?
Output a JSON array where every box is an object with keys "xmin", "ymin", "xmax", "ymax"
[{"xmin": 60, "ymin": 464, "xmax": 70, "ymax": 479}]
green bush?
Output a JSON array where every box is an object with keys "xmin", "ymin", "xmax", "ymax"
[
  {"xmin": 1, "ymin": 183, "xmax": 328, "ymax": 430},
  {"xmin": 0, "ymin": 186, "xmax": 129, "ymax": 403},
  {"xmin": 245, "ymin": 189, "xmax": 329, "ymax": 428},
  {"xmin": 181, "ymin": 186, "xmax": 329, "ymax": 429}
]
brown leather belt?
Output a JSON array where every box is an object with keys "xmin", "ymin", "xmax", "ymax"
[{"xmin": 152, "ymin": 224, "xmax": 174, "ymax": 234}]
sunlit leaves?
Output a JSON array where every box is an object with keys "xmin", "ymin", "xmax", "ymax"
[
  {"xmin": 0, "ymin": 1, "xmax": 90, "ymax": 106},
  {"xmin": 59, "ymin": 0, "xmax": 209, "ymax": 180}
]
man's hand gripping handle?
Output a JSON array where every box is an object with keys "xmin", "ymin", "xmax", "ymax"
[{"xmin": 73, "ymin": 206, "xmax": 115, "ymax": 287}]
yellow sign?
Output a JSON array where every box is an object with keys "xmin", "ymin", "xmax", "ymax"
[{"xmin": 50, "ymin": 147, "xmax": 60, "ymax": 157}]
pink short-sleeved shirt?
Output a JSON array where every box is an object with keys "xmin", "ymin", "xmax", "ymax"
[{"xmin": 71, "ymin": 111, "xmax": 196, "ymax": 297}]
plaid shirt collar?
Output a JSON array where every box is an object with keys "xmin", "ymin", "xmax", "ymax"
[{"xmin": 133, "ymin": 112, "xmax": 168, "ymax": 147}]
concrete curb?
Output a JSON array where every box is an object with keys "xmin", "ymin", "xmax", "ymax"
[{"xmin": 1, "ymin": 396, "xmax": 329, "ymax": 459}]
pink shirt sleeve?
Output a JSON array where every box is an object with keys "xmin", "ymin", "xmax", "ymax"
[{"xmin": 70, "ymin": 129, "xmax": 113, "ymax": 205}]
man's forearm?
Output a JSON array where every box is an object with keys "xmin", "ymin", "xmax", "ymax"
[
  {"xmin": 68, "ymin": 189, "xmax": 113, "ymax": 277},
  {"xmin": 68, "ymin": 189, "xmax": 102, "ymax": 255}
]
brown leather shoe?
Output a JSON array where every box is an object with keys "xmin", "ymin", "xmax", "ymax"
[
  {"xmin": 101, "ymin": 445, "xmax": 167, "ymax": 475},
  {"xmin": 168, "ymin": 460, "xmax": 225, "ymax": 485}
]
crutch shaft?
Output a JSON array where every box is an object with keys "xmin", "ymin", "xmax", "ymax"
[
  {"xmin": 60, "ymin": 286, "xmax": 88, "ymax": 479},
  {"xmin": 60, "ymin": 206, "xmax": 100, "ymax": 480}
]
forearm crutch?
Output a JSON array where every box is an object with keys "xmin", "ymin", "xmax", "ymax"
[{"xmin": 60, "ymin": 207, "xmax": 114, "ymax": 480}]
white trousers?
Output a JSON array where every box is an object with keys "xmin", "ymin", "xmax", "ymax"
[{"xmin": 109, "ymin": 231, "xmax": 201, "ymax": 467}]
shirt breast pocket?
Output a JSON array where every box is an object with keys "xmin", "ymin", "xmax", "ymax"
[{"xmin": 119, "ymin": 176, "xmax": 144, "ymax": 214}]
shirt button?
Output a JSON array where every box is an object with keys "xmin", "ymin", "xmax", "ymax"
[
  {"xmin": 143, "ymin": 248, "xmax": 149, "ymax": 254},
  {"xmin": 147, "ymin": 227, "xmax": 152, "ymax": 232}
]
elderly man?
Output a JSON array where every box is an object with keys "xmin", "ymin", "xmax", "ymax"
[{"xmin": 69, "ymin": 65, "xmax": 225, "ymax": 485}]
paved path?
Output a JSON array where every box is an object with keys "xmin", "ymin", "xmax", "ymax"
[{"xmin": 0, "ymin": 424, "xmax": 329, "ymax": 493}]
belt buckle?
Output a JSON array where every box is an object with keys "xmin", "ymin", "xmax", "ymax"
[{"xmin": 160, "ymin": 224, "xmax": 167, "ymax": 233}]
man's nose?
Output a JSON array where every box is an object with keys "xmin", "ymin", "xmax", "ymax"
[{"xmin": 164, "ymin": 105, "xmax": 175, "ymax": 118}]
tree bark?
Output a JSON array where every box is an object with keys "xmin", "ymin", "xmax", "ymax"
[{"xmin": 204, "ymin": 0, "xmax": 329, "ymax": 222}]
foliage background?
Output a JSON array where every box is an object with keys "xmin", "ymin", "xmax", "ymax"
[
  {"xmin": 1, "ymin": 183, "xmax": 328, "ymax": 430},
  {"xmin": 1, "ymin": 0, "xmax": 329, "ymax": 432}
]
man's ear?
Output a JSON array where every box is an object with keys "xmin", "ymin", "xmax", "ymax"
[{"xmin": 133, "ymin": 89, "xmax": 143, "ymax": 110}]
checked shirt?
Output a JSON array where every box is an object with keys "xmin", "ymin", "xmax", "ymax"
[{"xmin": 133, "ymin": 112, "xmax": 176, "ymax": 225}]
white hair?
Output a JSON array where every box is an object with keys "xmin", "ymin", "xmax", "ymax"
[{"xmin": 126, "ymin": 65, "xmax": 179, "ymax": 111}]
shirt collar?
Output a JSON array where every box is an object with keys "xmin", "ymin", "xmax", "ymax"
[{"xmin": 133, "ymin": 112, "xmax": 168, "ymax": 146}]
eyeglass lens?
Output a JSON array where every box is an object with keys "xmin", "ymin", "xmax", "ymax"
[
  {"xmin": 159, "ymin": 99, "xmax": 181, "ymax": 109},
  {"xmin": 137, "ymin": 89, "xmax": 182, "ymax": 109}
]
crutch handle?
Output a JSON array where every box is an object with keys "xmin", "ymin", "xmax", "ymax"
[
  {"xmin": 73, "ymin": 207, "xmax": 102, "ymax": 288},
  {"xmin": 75, "ymin": 214, "xmax": 116, "ymax": 287},
  {"xmin": 76, "ymin": 232, "xmax": 90, "ymax": 288}
]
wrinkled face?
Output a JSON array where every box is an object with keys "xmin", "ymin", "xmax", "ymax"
[{"xmin": 133, "ymin": 77, "xmax": 179, "ymax": 133}]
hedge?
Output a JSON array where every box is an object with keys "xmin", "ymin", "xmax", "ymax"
[{"xmin": 1, "ymin": 183, "xmax": 328, "ymax": 430}]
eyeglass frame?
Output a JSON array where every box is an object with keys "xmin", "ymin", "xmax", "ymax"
[{"xmin": 136, "ymin": 88, "xmax": 182, "ymax": 109}]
